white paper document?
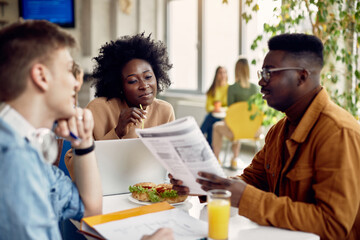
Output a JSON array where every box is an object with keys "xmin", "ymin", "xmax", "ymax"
[
  {"xmin": 136, "ymin": 116, "xmax": 226, "ymax": 195},
  {"xmin": 94, "ymin": 208, "xmax": 207, "ymax": 240}
]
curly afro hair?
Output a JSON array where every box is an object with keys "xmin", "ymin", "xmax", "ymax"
[{"xmin": 92, "ymin": 33, "xmax": 173, "ymax": 101}]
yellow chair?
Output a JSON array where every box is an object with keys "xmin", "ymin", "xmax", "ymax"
[{"xmin": 223, "ymin": 101, "xmax": 263, "ymax": 168}]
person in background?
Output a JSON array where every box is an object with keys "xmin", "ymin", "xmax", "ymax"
[
  {"xmin": 200, "ymin": 66, "xmax": 229, "ymax": 147},
  {"xmin": 0, "ymin": 20, "xmax": 103, "ymax": 239},
  {"xmin": 212, "ymin": 58, "xmax": 258, "ymax": 169},
  {"xmin": 170, "ymin": 33, "xmax": 360, "ymax": 240},
  {"xmin": 65, "ymin": 33, "xmax": 175, "ymax": 179}
]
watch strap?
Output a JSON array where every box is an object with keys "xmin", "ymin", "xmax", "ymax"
[{"xmin": 74, "ymin": 142, "xmax": 95, "ymax": 156}]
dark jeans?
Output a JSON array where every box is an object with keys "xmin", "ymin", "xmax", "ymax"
[{"xmin": 200, "ymin": 113, "xmax": 222, "ymax": 148}]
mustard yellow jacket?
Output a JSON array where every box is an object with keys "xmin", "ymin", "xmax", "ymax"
[{"xmin": 239, "ymin": 89, "xmax": 360, "ymax": 240}]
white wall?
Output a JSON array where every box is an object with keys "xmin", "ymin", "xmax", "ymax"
[
  {"xmin": 5, "ymin": 0, "xmax": 164, "ymax": 72},
  {"xmin": 159, "ymin": 93, "xmax": 207, "ymax": 126}
]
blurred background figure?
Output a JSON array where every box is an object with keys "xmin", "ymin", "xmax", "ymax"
[
  {"xmin": 212, "ymin": 58, "xmax": 258, "ymax": 169},
  {"xmin": 200, "ymin": 66, "xmax": 228, "ymax": 148}
]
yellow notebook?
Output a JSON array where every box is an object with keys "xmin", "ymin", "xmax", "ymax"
[{"xmin": 80, "ymin": 202, "xmax": 174, "ymax": 239}]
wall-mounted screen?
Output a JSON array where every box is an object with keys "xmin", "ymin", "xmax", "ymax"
[{"xmin": 19, "ymin": 0, "xmax": 75, "ymax": 28}]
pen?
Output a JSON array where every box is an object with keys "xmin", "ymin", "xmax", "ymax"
[
  {"xmin": 69, "ymin": 131, "xmax": 81, "ymax": 141},
  {"xmin": 54, "ymin": 120, "xmax": 81, "ymax": 141}
]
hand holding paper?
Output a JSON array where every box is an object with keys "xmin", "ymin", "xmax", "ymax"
[{"xmin": 135, "ymin": 116, "xmax": 226, "ymax": 195}]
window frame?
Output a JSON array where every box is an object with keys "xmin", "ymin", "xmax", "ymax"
[{"xmin": 164, "ymin": 0, "xmax": 243, "ymax": 95}]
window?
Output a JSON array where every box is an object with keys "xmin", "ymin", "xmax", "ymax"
[
  {"xmin": 167, "ymin": 0, "xmax": 198, "ymax": 92},
  {"xmin": 166, "ymin": 0, "xmax": 280, "ymax": 93},
  {"xmin": 241, "ymin": 0, "xmax": 281, "ymax": 76},
  {"xmin": 167, "ymin": 0, "xmax": 239, "ymax": 93},
  {"xmin": 203, "ymin": 0, "xmax": 239, "ymax": 91}
]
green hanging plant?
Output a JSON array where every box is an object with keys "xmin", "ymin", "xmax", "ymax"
[
  {"xmin": 242, "ymin": 0, "xmax": 360, "ymax": 122},
  {"xmin": 247, "ymin": 93, "xmax": 285, "ymax": 127}
]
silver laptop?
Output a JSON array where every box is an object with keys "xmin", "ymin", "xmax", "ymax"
[{"xmin": 94, "ymin": 138, "xmax": 167, "ymax": 196}]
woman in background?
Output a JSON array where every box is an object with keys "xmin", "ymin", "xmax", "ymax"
[
  {"xmin": 65, "ymin": 33, "xmax": 175, "ymax": 179},
  {"xmin": 227, "ymin": 58, "xmax": 258, "ymax": 106},
  {"xmin": 200, "ymin": 66, "xmax": 228, "ymax": 147},
  {"xmin": 212, "ymin": 58, "xmax": 258, "ymax": 169}
]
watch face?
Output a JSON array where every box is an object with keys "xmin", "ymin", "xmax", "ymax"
[{"xmin": 33, "ymin": 128, "xmax": 58, "ymax": 164}]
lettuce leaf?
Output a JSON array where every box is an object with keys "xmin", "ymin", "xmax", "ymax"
[
  {"xmin": 148, "ymin": 190, "xmax": 161, "ymax": 202},
  {"xmin": 159, "ymin": 189, "xmax": 178, "ymax": 198},
  {"xmin": 128, "ymin": 185, "xmax": 179, "ymax": 202},
  {"xmin": 129, "ymin": 185, "xmax": 150, "ymax": 193}
]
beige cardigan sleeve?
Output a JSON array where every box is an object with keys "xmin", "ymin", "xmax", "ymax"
[{"xmin": 65, "ymin": 97, "xmax": 175, "ymax": 180}]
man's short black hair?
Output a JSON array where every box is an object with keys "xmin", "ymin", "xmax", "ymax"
[{"xmin": 268, "ymin": 33, "xmax": 324, "ymax": 67}]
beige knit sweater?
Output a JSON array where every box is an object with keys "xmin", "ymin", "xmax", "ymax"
[
  {"xmin": 87, "ymin": 97, "xmax": 175, "ymax": 140},
  {"xmin": 65, "ymin": 97, "xmax": 175, "ymax": 179}
]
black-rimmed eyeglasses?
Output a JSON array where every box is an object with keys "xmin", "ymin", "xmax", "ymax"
[{"xmin": 257, "ymin": 67, "xmax": 307, "ymax": 82}]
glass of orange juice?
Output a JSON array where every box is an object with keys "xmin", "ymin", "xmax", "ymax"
[
  {"xmin": 214, "ymin": 101, "xmax": 221, "ymax": 112},
  {"xmin": 207, "ymin": 189, "xmax": 231, "ymax": 240}
]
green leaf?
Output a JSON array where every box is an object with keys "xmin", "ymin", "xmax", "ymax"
[
  {"xmin": 252, "ymin": 4, "xmax": 259, "ymax": 12},
  {"xmin": 245, "ymin": 0, "xmax": 253, "ymax": 7},
  {"xmin": 243, "ymin": 0, "xmax": 360, "ymax": 118},
  {"xmin": 160, "ymin": 189, "xmax": 178, "ymax": 198},
  {"xmin": 148, "ymin": 190, "xmax": 161, "ymax": 202},
  {"xmin": 355, "ymin": 70, "xmax": 360, "ymax": 79}
]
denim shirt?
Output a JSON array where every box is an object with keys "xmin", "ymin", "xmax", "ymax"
[{"xmin": 0, "ymin": 118, "xmax": 84, "ymax": 239}]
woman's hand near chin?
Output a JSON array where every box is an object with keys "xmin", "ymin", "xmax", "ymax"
[{"xmin": 115, "ymin": 107, "xmax": 147, "ymax": 138}]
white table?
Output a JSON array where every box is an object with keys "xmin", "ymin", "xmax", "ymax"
[
  {"xmin": 211, "ymin": 108, "xmax": 227, "ymax": 119},
  {"xmin": 95, "ymin": 193, "xmax": 319, "ymax": 240}
]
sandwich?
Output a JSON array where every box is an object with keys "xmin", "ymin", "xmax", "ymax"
[
  {"xmin": 129, "ymin": 182, "xmax": 188, "ymax": 203},
  {"xmin": 155, "ymin": 183, "xmax": 188, "ymax": 204},
  {"xmin": 129, "ymin": 182, "xmax": 157, "ymax": 202}
]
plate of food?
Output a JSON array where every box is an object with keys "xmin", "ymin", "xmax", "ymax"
[{"xmin": 128, "ymin": 182, "xmax": 188, "ymax": 206}]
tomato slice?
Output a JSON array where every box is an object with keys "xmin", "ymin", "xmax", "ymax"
[{"xmin": 155, "ymin": 187, "xmax": 164, "ymax": 192}]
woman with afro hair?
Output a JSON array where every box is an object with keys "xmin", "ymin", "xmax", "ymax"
[{"xmin": 65, "ymin": 33, "xmax": 175, "ymax": 179}]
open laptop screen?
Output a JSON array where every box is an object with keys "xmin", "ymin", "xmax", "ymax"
[{"xmin": 94, "ymin": 139, "xmax": 167, "ymax": 196}]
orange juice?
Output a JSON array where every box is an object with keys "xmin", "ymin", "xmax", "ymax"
[
  {"xmin": 208, "ymin": 199, "xmax": 230, "ymax": 239},
  {"xmin": 214, "ymin": 101, "xmax": 221, "ymax": 112}
]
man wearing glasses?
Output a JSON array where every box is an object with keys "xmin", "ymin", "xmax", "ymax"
[{"xmin": 171, "ymin": 33, "xmax": 360, "ymax": 239}]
